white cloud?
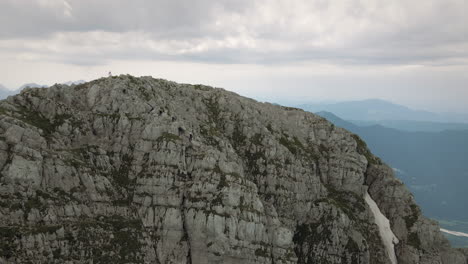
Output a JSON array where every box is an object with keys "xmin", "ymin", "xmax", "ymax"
[{"xmin": 1, "ymin": 0, "xmax": 467, "ymax": 65}]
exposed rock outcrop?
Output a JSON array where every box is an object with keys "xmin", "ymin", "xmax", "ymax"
[{"xmin": 0, "ymin": 75, "xmax": 464, "ymax": 263}]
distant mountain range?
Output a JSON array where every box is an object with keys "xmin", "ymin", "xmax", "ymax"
[
  {"xmin": 297, "ymin": 99, "xmax": 468, "ymax": 123},
  {"xmin": 351, "ymin": 119, "xmax": 468, "ymax": 133},
  {"xmin": 316, "ymin": 111, "xmax": 468, "ymax": 223},
  {"xmin": 0, "ymin": 84, "xmax": 17, "ymax": 99},
  {"xmin": 0, "ymin": 80, "xmax": 86, "ymax": 99}
]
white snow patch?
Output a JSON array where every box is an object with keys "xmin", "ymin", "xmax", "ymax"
[
  {"xmin": 392, "ymin": 167, "xmax": 405, "ymax": 175},
  {"xmin": 365, "ymin": 192, "xmax": 399, "ymax": 264},
  {"xmin": 440, "ymin": 228, "xmax": 468, "ymax": 238}
]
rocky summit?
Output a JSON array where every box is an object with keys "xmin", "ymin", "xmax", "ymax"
[{"xmin": 0, "ymin": 75, "xmax": 466, "ymax": 264}]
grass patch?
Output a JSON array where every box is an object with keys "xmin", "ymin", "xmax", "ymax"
[
  {"xmin": 407, "ymin": 232, "xmax": 421, "ymax": 249},
  {"xmin": 157, "ymin": 132, "xmax": 181, "ymax": 143},
  {"xmin": 293, "ymin": 220, "xmax": 332, "ymax": 263},
  {"xmin": 2, "ymin": 104, "xmax": 77, "ymax": 138},
  {"xmin": 255, "ymin": 248, "xmax": 269, "ymax": 258},
  {"xmin": 0, "ymin": 226, "xmax": 19, "ymax": 258},
  {"xmin": 279, "ymin": 134, "xmax": 304, "ymax": 155},
  {"xmin": 325, "ymin": 185, "xmax": 366, "ymax": 218},
  {"xmin": 266, "ymin": 123, "xmax": 273, "ymax": 133},
  {"xmin": 231, "ymin": 119, "xmax": 246, "ymax": 149},
  {"xmin": 404, "ymin": 204, "xmax": 420, "ymax": 229},
  {"xmin": 250, "ymin": 133, "xmax": 263, "ymax": 145},
  {"xmin": 193, "ymin": 84, "xmax": 211, "ymax": 91},
  {"xmin": 112, "ymin": 153, "xmax": 133, "ymax": 188},
  {"xmin": 204, "ymin": 96, "xmax": 221, "ymax": 125}
]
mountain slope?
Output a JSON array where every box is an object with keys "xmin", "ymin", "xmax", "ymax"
[
  {"xmin": 0, "ymin": 75, "xmax": 465, "ymax": 263},
  {"xmin": 316, "ymin": 111, "xmax": 468, "ymax": 222}
]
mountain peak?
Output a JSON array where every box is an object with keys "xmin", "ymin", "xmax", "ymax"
[{"xmin": 0, "ymin": 75, "xmax": 464, "ymax": 263}]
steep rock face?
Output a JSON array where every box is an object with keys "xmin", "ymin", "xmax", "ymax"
[{"xmin": 0, "ymin": 75, "xmax": 463, "ymax": 263}]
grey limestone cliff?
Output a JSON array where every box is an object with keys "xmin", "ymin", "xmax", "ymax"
[{"xmin": 0, "ymin": 75, "xmax": 465, "ymax": 263}]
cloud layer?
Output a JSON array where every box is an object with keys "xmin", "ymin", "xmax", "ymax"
[
  {"xmin": 2, "ymin": 0, "xmax": 467, "ymax": 66},
  {"xmin": 1, "ymin": 0, "xmax": 468, "ymax": 113}
]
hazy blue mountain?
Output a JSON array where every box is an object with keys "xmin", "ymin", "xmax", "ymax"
[
  {"xmin": 0, "ymin": 83, "xmax": 48, "ymax": 99},
  {"xmin": 0, "ymin": 84, "xmax": 18, "ymax": 99},
  {"xmin": 0, "ymin": 81, "xmax": 88, "ymax": 100},
  {"xmin": 298, "ymin": 99, "xmax": 468, "ymax": 123},
  {"xmin": 351, "ymin": 119, "xmax": 468, "ymax": 132},
  {"xmin": 316, "ymin": 111, "xmax": 468, "ymax": 222}
]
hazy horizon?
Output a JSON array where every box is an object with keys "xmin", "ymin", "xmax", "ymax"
[{"xmin": 1, "ymin": 0, "xmax": 467, "ymax": 113}]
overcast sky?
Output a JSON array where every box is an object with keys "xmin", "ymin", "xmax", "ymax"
[{"xmin": 1, "ymin": 0, "xmax": 467, "ymax": 112}]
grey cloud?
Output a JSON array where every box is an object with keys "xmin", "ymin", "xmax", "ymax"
[
  {"xmin": 1, "ymin": 0, "xmax": 468, "ymax": 67},
  {"xmin": 0, "ymin": 0, "xmax": 251, "ymax": 39}
]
